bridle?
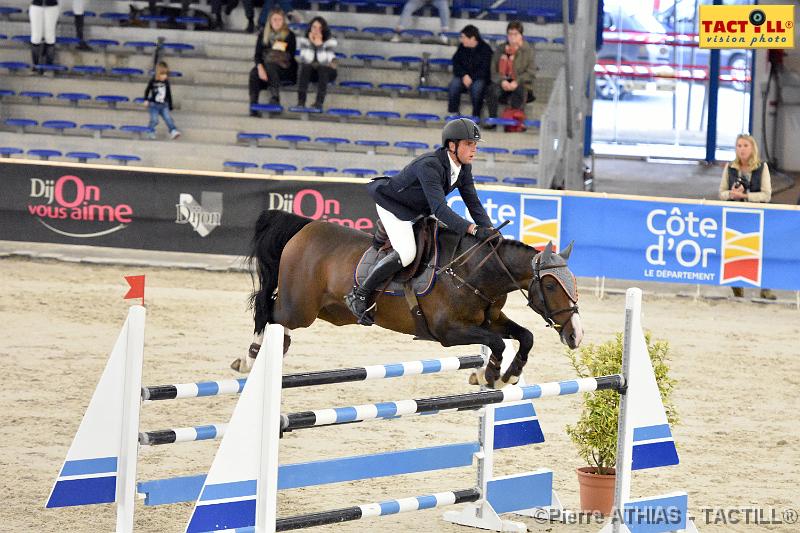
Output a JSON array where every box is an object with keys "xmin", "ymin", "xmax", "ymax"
[{"xmin": 437, "ymin": 229, "xmax": 579, "ymax": 331}]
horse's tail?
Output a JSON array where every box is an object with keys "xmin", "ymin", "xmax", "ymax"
[{"xmin": 248, "ymin": 210, "xmax": 313, "ymax": 333}]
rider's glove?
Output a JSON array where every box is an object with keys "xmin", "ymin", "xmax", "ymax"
[{"xmin": 474, "ymin": 226, "xmax": 499, "ymax": 241}]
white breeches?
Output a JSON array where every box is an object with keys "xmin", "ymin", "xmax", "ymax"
[
  {"xmin": 376, "ymin": 204, "xmax": 416, "ymax": 267},
  {"xmin": 72, "ymin": 0, "xmax": 85, "ymax": 15},
  {"xmin": 29, "ymin": 5, "xmax": 59, "ymax": 44}
]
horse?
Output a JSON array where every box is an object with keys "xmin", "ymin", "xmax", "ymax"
[{"xmin": 234, "ymin": 210, "xmax": 583, "ymax": 389}]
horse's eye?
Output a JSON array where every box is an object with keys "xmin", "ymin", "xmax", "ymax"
[{"xmin": 544, "ymin": 282, "xmax": 557, "ymax": 292}]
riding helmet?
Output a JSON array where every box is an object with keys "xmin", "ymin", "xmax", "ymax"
[{"xmin": 442, "ymin": 118, "xmax": 484, "ymax": 148}]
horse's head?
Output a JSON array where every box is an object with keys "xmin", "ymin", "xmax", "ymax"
[{"xmin": 527, "ymin": 241, "xmax": 583, "ymax": 349}]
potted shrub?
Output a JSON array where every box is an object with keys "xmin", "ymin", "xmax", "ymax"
[{"xmin": 565, "ymin": 332, "xmax": 679, "ymax": 515}]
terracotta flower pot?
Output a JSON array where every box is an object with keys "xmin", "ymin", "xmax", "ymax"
[{"xmin": 576, "ymin": 466, "xmax": 616, "ymax": 515}]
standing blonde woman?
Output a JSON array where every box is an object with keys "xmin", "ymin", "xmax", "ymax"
[{"xmin": 718, "ymin": 134, "xmax": 775, "ymax": 300}]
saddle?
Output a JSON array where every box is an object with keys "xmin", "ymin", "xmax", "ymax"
[{"xmin": 354, "ymin": 217, "xmax": 441, "ymax": 296}]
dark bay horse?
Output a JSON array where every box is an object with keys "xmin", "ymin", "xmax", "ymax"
[{"xmin": 235, "ymin": 210, "xmax": 583, "ymax": 388}]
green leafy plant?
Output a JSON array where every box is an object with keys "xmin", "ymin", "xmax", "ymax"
[{"xmin": 565, "ymin": 332, "xmax": 679, "ymax": 475}]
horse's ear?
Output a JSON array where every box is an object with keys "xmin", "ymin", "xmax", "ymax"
[
  {"xmin": 559, "ymin": 240, "xmax": 574, "ymax": 261},
  {"xmin": 543, "ymin": 241, "xmax": 554, "ymax": 260}
]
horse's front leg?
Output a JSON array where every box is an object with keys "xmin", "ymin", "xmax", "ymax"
[
  {"xmin": 439, "ymin": 325, "xmax": 507, "ymax": 389},
  {"xmin": 489, "ymin": 313, "xmax": 534, "ymax": 386}
]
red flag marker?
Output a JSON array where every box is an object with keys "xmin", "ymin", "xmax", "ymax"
[{"xmin": 124, "ymin": 275, "xmax": 145, "ymax": 306}]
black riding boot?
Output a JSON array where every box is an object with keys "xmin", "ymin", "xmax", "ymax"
[
  {"xmin": 75, "ymin": 15, "xmax": 92, "ymax": 50},
  {"xmin": 31, "ymin": 43, "xmax": 43, "ymax": 67},
  {"xmin": 43, "ymin": 43, "xmax": 56, "ymax": 65},
  {"xmin": 345, "ymin": 250, "xmax": 404, "ymax": 326}
]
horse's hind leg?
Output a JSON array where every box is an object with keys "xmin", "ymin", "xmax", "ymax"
[{"xmin": 231, "ymin": 328, "xmax": 292, "ymax": 373}]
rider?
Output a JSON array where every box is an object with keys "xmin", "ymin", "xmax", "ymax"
[{"xmin": 345, "ymin": 118, "xmax": 498, "ymax": 325}]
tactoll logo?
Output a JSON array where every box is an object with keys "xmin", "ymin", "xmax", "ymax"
[
  {"xmin": 28, "ymin": 175, "xmax": 133, "ymax": 238},
  {"xmin": 175, "ymin": 192, "xmax": 222, "ymax": 237},
  {"xmin": 720, "ymin": 208, "xmax": 763, "ymax": 286},
  {"xmin": 268, "ymin": 188, "xmax": 374, "ymax": 230},
  {"xmin": 519, "ymin": 195, "xmax": 560, "ymax": 251},
  {"xmin": 699, "ymin": 5, "xmax": 794, "ymax": 49}
]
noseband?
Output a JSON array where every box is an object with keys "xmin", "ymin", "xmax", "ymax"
[{"xmin": 526, "ymin": 254, "xmax": 579, "ymax": 331}]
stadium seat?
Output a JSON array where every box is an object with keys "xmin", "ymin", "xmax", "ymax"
[
  {"xmin": 86, "ymin": 39, "xmax": 119, "ymax": 49},
  {"xmin": 530, "ymin": 8, "xmax": 560, "ymax": 23},
  {"xmin": 342, "ymin": 168, "xmax": 377, "ymax": 178},
  {"xmin": 28, "ymin": 149, "xmax": 62, "ymax": 160},
  {"xmin": 360, "ymin": 27, "xmax": 394, "ymax": 39},
  {"xmin": 366, "ymin": 111, "xmax": 401, "ymax": 124},
  {"xmin": 303, "ymin": 166, "xmax": 337, "ymax": 176},
  {"xmin": 56, "ymin": 36, "xmax": 80, "ymax": 46},
  {"xmin": 473, "ymin": 175, "xmax": 499, "ymax": 184},
  {"xmin": 0, "ymin": 61, "xmax": 30, "ymax": 73},
  {"xmin": 418, "ymin": 86, "xmax": 447, "ymax": 99},
  {"xmin": 457, "ymin": 6, "xmax": 481, "ymax": 18},
  {"xmin": 110, "ymin": 67, "xmax": 145, "ymax": 77},
  {"xmin": 289, "ymin": 23, "xmax": 308, "ymax": 32},
  {"xmin": 0, "ymin": 89, "xmax": 14, "ymax": 99},
  {"xmin": 275, "ymin": 134, "xmax": 311, "ymax": 149},
  {"xmin": 5, "ymin": 118, "xmax": 37, "ymax": 132},
  {"xmin": 106, "ymin": 154, "xmax": 141, "ymax": 165},
  {"xmin": 525, "ymin": 36, "xmax": 548, "ymax": 44},
  {"xmin": 66, "ymin": 151, "xmax": 101, "ymax": 163},
  {"xmin": 124, "ymin": 41, "xmax": 157, "ymax": 52},
  {"xmin": 19, "ymin": 91, "xmax": 53, "ymax": 103},
  {"xmin": 400, "ymin": 29, "xmax": 433, "ymax": 42},
  {"xmin": 326, "ymin": 108, "xmax": 362, "ymax": 122},
  {"xmin": 339, "ymin": 81, "xmax": 373, "ymax": 92},
  {"xmin": 429, "ymin": 58, "xmax": 453, "ymax": 68},
  {"xmin": 72, "ymin": 65, "xmax": 107, "ymax": 75},
  {"xmin": 315, "ymin": 137, "xmax": 350, "ymax": 151},
  {"xmin": 489, "ymin": 7, "xmax": 517, "ymax": 20},
  {"xmin": 484, "ymin": 117, "xmax": 518, "ymax": 128},
  {"xmin": 339, "ymin": 0, "xmax": 367, "ymax": 13},
  {"xmin": 0, "ymin": 6, "xmax": 23, "ymax": 17},
  {"xmin": 503, "ymin": 177, "xmax": 538, "ymax": 187},
  {"xmin": 237, "ymin": 132, "xmax": 271, "ymax": 146},
  {"xmin": 62, "ymin": 10, "xmax": 95, "ymax": 17},
  {"xmin": 11, "ymin": 35, "xmax": 30, "ymax": 44},
  {"xmin": 0, "ymin": 147, "xmax": 23, "ymax": 158},
  {"xmin": 389, "ymin": 55, "xmax": 423, "ymax": 68},
  {"xmin": 446, "ymin": 114, "xmax": 479, "ymax": 123},
  {"xmin": 478, "ymin": 146, "xmax": 510, "ymax": 163},
  {"xmin": 512, "ymin": 148, "xmax": 540, "ymax": 161},
  {"xmin": 329, "ymin": 24, "xmax": 359, "ymax": 33},
  {"xmin": 262, "ymin": 163, "xmax": 298, "ymax": 175},
  {"xmin": 36, "ymin": 64, "xmax": 68, "ymax": 73},
  {"xmin": 223, "ymin": 161, "xmax": 258, "ymax": 172},
  {"xmin": 163, "ymin": 42, "xmax": 195, "ymax": 54},
  {"xmin": 120, "ymin": 125, "xmax": 155, "ymax": 139},
  {"xmin": 57, "ymin": 92, "xmax": 91, "ymax": 106},
  {"xmin": 523, "ymin": 119, "xmax": 541, "ymax": 129},
  {"xmin": 405, "ymin": 113, "xmax": 440, "ymax": 125},
  {"xmin": 552, "ymin": 37, "xmax": 565, "ymax": 45},
  {"xmin": 81, "ymin": 123, "xmax": 115, "ymax": 138},
  {"xmin": 287, "ymin": 106, "xmax": 323, "ymax": 119},
  {"xmin": 378, "ymin": 83, "xmax": 412, "ymax": 96},
  {"xmin": 175, "ymin": 16, "xmax": 207, "ymax": 30},
  {"xmin": 354, "ymin": 139, "xmax": 390, "ymax": 154},
  {"xmin": 42, "ymin": 120, "xmax": 78, "ymax": 134},
  {"xmin": 95, "ymin": 95, "xmax": 130, "ymax": 108},
  {"xmin": 383, "ymin": 170, "xmax": 400, "ymax": 177},
  {"xmin": 99, "ymin": 12, "xmax": 130, "ymax": 23},
  {"xmin": 394, "ymin": 141, "xmax": 429, "ymax": 155},
  {"xmin": 251, "ymin": 103, "xmax": 283, "ymax": 116},
  {"xmin": 139, "ymin": 15, "xmax": 169, "ymax": 28}
]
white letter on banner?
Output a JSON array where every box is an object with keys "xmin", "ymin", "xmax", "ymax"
[
  {"xmin": 699, "ymin": 217, "xmax": 717, "ymax": 238},
  {"xmin": 646, "ymin": 209, "xmax": 666, "ymax": 235},
  {"xmin": 685, "ymin": 211, "xmax": 700, "ymax": 237},
  {"xmin": 676, "ymin": 240, "xmax": 702, "ymax": 267},
  {"xmin": 646, "ymin": 236, "xmax": 666, "ymax": 266},
  {"xmin": 666, "ymin": 207, "xmax": 686, "ymax": 236}
]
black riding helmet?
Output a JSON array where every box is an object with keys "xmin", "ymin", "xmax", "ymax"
[{"xmin": 442, "ymin": 118, "xmax": 484, "ymax": 149}]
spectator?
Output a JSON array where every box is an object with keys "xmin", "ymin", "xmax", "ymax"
[
  {"xmin": 72, "ymin": 0, "xmax": 91, "ymax": 50},
  {"xmin": 210, "ymin": 0, "xmax": 255, "ymax": 32},
  {"xmin": 447, "ymin": 24, "xmax": 493, "ymax": 119},
  {"xmin": 248, "ymin": 8, "xmax": 297, "ymax": 116},
  {"xmin": 296, "ymin": 16, "xmax": 337, "ymax": 110},
  {"xmin": 29, "ymin": 0, "xmax": 58, "ymax": 68},
  {"xmin": 718, "ymin": 134, "xmax": 774, "ymax": 300},
  {"xmin": 486, "ymin": 20, "xmax": 536, "ymax": 124},
  {"xmin": 258, "ymin": 0, "xmax": 300, "ymax": 30},
  {"xmin": 144, "ymin": 61, "xmax": 181, "ymax": 140},
  {"xmin": 391, "ymin": 0, "xmax": 450, "ymax": 44}
]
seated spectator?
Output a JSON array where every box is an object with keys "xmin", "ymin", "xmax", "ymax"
[
  {"xmin": 248, "ymin": 8, "xmax": 297, "ymax": 116},
  {"xmin": 447, "ymin": 25, "xmax": 493, "ymax": 119},
  {"xmin": 486, "ymin": 20, "xmax": 536, "ymax": 123},
  {"xmin": 296, "ymin": 16, "xmax": 338, "ymax": 110},
  {"xmin": 392, "ymin": 0, "xmax": 450, "ymax": 44}
]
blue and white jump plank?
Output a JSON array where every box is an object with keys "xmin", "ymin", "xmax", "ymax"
[
  {"xmin": 274, "ymin": 488, "xmax": 480, "ymax": 531},
  {"xmin": 138, "ymin": 424, "xmax": 227, "ymax": 446},
  {"xmin": 141, "ymin": 354, "xmax": 484, "ymax": 400},
  {"xmin": 281, "ymin": 374, "xmax": 624, "ymax": 431}
]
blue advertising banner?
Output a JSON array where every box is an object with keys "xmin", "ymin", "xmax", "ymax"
[{"xmin": 448, "ymin": 188, "xmax": 800, "ymax": 291}]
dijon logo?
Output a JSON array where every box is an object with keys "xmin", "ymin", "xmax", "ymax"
[{"xmin": 175, "ymin": 192, "xmax": 222, "ymax": 237}]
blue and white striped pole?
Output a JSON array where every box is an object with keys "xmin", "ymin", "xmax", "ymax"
[
  {"xmin": 139, "ymin": 424, "xmax": 227, "ymax": 446},
  {"xmin": 141, "ymin": 355, "xmax": 484, "ymax": 401},
  {"xmin": 282, "ymin": 375, "xmax": 624, "ymax": 431}
]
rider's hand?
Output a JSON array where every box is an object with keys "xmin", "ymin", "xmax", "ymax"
[{"xmin": 474, "ymin": 226, "xmax": 499, "ymax": 241}]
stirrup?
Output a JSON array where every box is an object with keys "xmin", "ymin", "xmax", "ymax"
[{"xmin": 345, "ymin": 289, "xmax": 376, "ymax": 326}]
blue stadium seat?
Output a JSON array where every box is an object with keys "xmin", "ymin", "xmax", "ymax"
[
  {"xmin": 326, "ymin": 108, "xmax": 362, "ymax": 121},
  {"xmin": 0, "ymin": 147, "xmax": 23, "ymax": 157},
  {"xmin": 237, "ymin": 132, "xmax": 271, "ymax": 146},
  {"xmin": 120, "ymin": 125, "xmax": 155, "ymax": 139},
  {"xmin": 20, "ymin": 90, "xmax": 53, "ymax": 103},
  {"xmin": 429, "ymin": 58, "xmax": 453, "ymax": 68},
  {"xmin": 175, "ymin": 16, "xmax": 207, "ymax": 29},
  {"xmin": 351, "ymin": 53, "xmax": 386, "ymax": 65},
  {"xmin": 287, "ymin": 106, "xmax": 323, "ymax": 116},
  {"xmin": 224, "ymin": 161, "xmax": 258, "ymax": 172},
  {"xmin": 289, "ymin": 22, "xmax": 308, "ymax": 32},
  {"xmin": 394, "ymin": 141, "xmax": 429, "ymax": 155},
  {"xmin": 378, "ymin": 83, "xmax": 412, "ymax": 95},
  {"xmin": 251, "ymin": 103, "xmax": 283, "ymax": 115},
  {"xmin": 512, "ymin": 148, "xmax": 540, "ymax": 161},
  {"xmin": 66, "ymin": 151, "xmax": 101, "ymax": 163},
  {"xmin": 96, "ymin": 95, "xmax": 130, "ymax": 108},
  {"xmin": 100, "ymin": 12, "xmax": 130, "ymax": 23},
  {"xmin": 0, "ymin": 89, "xmax": 14, "ymax": 99},
  {"xmin": 56, "ymin": 36, "xmax": 80, "ymax": 46},
  {"xmin": 106, "ymin": 154, "xmax": 141, "ymax": 165},
  {"xmin": 483, "ymin": 33, "xmax": 506, "ymax": 43},
  {"xmin": 360, "ymin": 27, "xmax": 394, "ymax": 39},
  {"xmin": 36, "ymin": 64, "xmax": 68, "ymax": 73},
  {"xmin": 383, "ymin": 170, "xmax": 400, "ymax": 177},
  {"xmin": 57, "ymin": 92, "xmax": 91, "ymax": 106},
  {"xmin": 503, "ymin": 177, "xmax": 538, "ymax": 187},
  {"xmin": 342, "ymin": 168, "xmax": 377, "ymax": 178},
  {"xmin": 42, "ymin": 120, "xmax": 77, "ymax": 134},
  {"xmin": 339, "ymin": 81, "xmax": 373, "ymax": 92},
  {"xmin": 0, "ymin": 34, "xmax": 7, "ymax": 40},
  {"xmin": 163, "ymin": 42, "xmax": 195, "ymax": 53},
  {"xmin": 552, "ymin": 37, "xmax": 565, "ymax": 44},
  {"xmin": 329, "ymin": 24, "xmax": 359, "ymax": 33},
  {"xmin": 405, "ymin": 113, "xmax": 440, "ymax": 124},
  {"xmin": 63, "ymin": 10, "xmax": 96, "ymax": 17},
  {"xmin": 339, "ymin": 0, "xmax": 368, "ymax": 12},
  {"xmin": 124, "ymin": 40, "xmax": 157, "ymax": 52},
  {"xmin": 530, "ymin": 8, "xmax": 560, "ymax": 23},
  {"xmin": 523, "ymin": 119, "xmax": 541, "ymax": 129},
  {"xmin": 376, "ymin": 1, "xmax": 403, "ymax": 15},
  {"xmin": 81, "ymin": 123, "xmax": 115, "ymax": 138},
  {"xmin": 139, "ymin": 15, "xmax": 169, "ymax": 27},
  {"xmin": 418, "ymin": 86, "xmax": 447, "ymax": 98},
  {"xmin": 0, "ymin": 61, "xmax": 30, "ymax": 72},
  {"xmin": 5, "ymin": 118, "xmax": 37, "ymax": 132},
  {"xmin": 275, "ymin": 134, "xmax": 311, "ymax": 149},
  {"xmin": 111, "ymin": 67, "xmax": 145, "ymax": 77},
  {"xmin": 489, "ymin": 7, "xmax": 517, "ymax": 20},
  {"xmin": 303, "ymin": 165, "xmax": 337, "ymax": 176},
  {"xmin": 457, "ymin": 6, "xmax": 481, "ymax": 17},
  {"xmin": 366, "ymin": 111, "xmax": 401, "ymax": 123},
  {"xmin": 72, "ymin": 65, "xmax": 107, "ymax": 75},
  {"xmin": 484, "ymin": 117, "xmax": 518, "ymax": 128},
  {"xmin": 315, "ymin": 137, "xmax": 350, "ymax": 151},
  {"xmin": 262, "ymin": 163, "xmax": 298, "ymax": 175},
  {"xmin": 473, "ymin": 175, "xmax": 499, "ymax": 184},
  {"xmin": 478, "ymin": 146, "xmax": 510, "ymax": 163},
  {"xmin": 388, "ymin": 55, "xmax": 422, "ymax": 67},
  {"xmin": 28, "ymin": 149, "xmax": 62, "ymax": 160},
  {"xmin": 86, "ymin": 39, "xmax": 119, "ymax": 48},
  {"xmin": 355, "ymin": 139, "xmax": 390, "ymax": 153},
  {"xmin": 11, "ymin": 35, "xmax": 30, "ymax": 44},
  {"xmin": 0, "ymin": 6, "xmax": 23, "ymax": 16},
  {"xmin": 446, "ymin": 114, "xmax": 479, "ymax": 123},
  {"xmin": 400, "ymin": 29, "xmax": 433, "ymax": 41},
  {"xmin": 525, "ymin": 36, "xmax": 549, "ymax": 44}
]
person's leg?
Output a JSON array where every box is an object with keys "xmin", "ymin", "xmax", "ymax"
[
  {"xmin": 248, "ymin": 67, "xmax": 265, "ymax": 115},
  {"xmin": 447, "ymin": 76, "xmax": 464, "ymax": 114},
  {"xmin": 29, "ymin": 5, "xmax": 44, "ymax": 65},
  {"xmin": 396, "ymin": 0, "xmax": 425, "ymax": 31},
  {"xmin": 509, "ymin": 83, "xmax": 526, "ymax": 109},
  {"xmin": 242, "ymin": 0, "xmax": 254, "ymax": 32},
  {"xmin": 42, "ymin": 4, "xmax": 59, "ymax": 65},
  {"xmin": 432, "ymin": 0, "xmax": 449, "ymax": 31},
  {"xmin": 313, "ymin": 65, "xmax": 333, "ymax": 108},
  {"xmin": 296, "ymin": 63, "xmax": 311, "ymax": 106},
  {"xmin": 486, "ymin": 82, "xmax": 502, "ymax": 118},
  {"xmin": 210, "ymin": 0, "xmax": 224, "ymax": 28},
  {"xmin": 469, "ymin": 78, "xmax": 486, "ymax": 118},
  {"xmin": 147, "ymin": 104, "xmax": 160, "ymax": 132},
  {"xmin": 72, "ymin": 0, "xmax": 91, "ymax": 50},
  {"xmin": 160, "ymin": 106, "xmax": 178, "ymax": 134},
  {"xmin": 257, "ymin": 0, "xmax": 272, "ymax": 28},
  {"xmin": 264, "ymin": 62, "xmax": 282, "ymax": 103}
]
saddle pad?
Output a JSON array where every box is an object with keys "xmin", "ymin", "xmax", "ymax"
[{"xmin": 355, "ymin": 247, "xmax": 438, "ymax": 297}]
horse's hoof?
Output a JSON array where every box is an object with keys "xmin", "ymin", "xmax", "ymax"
[
  {"xmin": 502, "ymin": 374, "xmax": 520, "ymax": 386},
  {"xmin": 230, "ymin": 358, "xmax": 241, "ymax": 372},
  {"xmin": 468, "ymin": 371, "xmax": 481, "ymax": 386}
]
